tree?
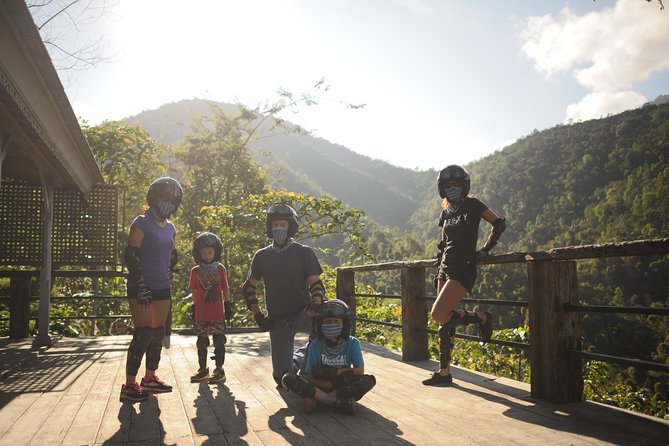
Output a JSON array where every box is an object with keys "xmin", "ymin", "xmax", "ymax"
[
  {"xmin": 28, "ymin": 0, "xmax": 118, "ymax": 77},
  {"xmin": 82, "ymin": 120, "xmax": 166, "ymax": 226}
]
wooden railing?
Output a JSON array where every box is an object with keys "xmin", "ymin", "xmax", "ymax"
[
  {"xmin": 0, "ymin": 270, "xmax": 128, "ymax": 338},
  {"xmin": 335, "ymin": 238, "xmax": 669, "ymax": 404}
]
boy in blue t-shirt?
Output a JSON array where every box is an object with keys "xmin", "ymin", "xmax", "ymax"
[{"xmin": 284, "ymin": 299, "xmax": 376, "ymax": 415}]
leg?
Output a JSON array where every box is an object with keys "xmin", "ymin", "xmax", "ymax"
[
  {"xmin": 269, "ymin": 313, "xmax": 306, "ymax": 385},
  {"xmin": 430, "ymin": 279, "xmax": 468, "ymax": 324},
  {"xmin": 212, "ymin": 333, "xmax": 227, "ymax": 368},
  {"xmin": 144, "ymin": 299, "xmax": 171, "ymax": 378},
  {"xmin": 126, "ymin": 298, "xmax": 153, "ymax": 384},
  {"xmin": 196, "ymin": 335, "xmax": 210, "ymax": 370},
  {"xmin": 335, "ymin": 374, "xmax": 376, "ymax": 401}
]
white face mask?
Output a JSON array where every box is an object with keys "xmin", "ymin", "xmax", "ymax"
[
  {"xmin": 271, "ymin": 226, "xmax": 289, "ymax": 245},
  {"xmin": 321, "ymin": 323, "xmax": 343, "ymax": 342}
]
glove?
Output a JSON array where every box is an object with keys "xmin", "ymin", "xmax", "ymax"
[
  {"xmin": 224, "ymin": 301, "xmax": 235, "ymax": 321},
  {"xmin": 332, "ymin": 369, "xmax": 356, "ymax": 387},
  {"xmin": 475, "ymin": 250, "xmax": 489, "ymax": 264},
  {"xmin": 137, "ymin": 281, "xmax": 152, "ymax": 306},
  {"xmin": 254, "ymin": 312, "xmax": 274, "ymax": 331},
  {"xmin": 306, "ymin": 301, "xmax": 323, "ymax": 315},
  {"xmin": 311, "ymin": 364, "xmax": 339, "ymax": 380}
]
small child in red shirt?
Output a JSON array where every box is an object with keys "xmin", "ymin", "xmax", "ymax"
[{"xmin": 188, "ymin": 232, "xmax": 234, "ymax": 384}]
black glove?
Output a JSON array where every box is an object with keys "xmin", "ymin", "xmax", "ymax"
[
  {"xmin": 137, "ymin": 281, "xmax": 152, "ymax": 307},
  {"xmin": 254, "ymin": 312, "xmax": 274, "ymax": 331},
  {"xmin": 306, "ymin": 301, "xmax": 323, "ymax": 315},
  {"xmin": 332, "ymin": 369, "xmax": 356, "ymax": 387},
  {"xmin": 311, "ymin": 364, "xmax": 339, "ymax": 380},
  {"xmin": 475, "ymin": 250, "xmax": 489, "ymax": 264},
  {"xmin": 224, "ymin": 301, "xmax": 235, "ymax": 321}
]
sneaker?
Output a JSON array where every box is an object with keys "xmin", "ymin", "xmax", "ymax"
[
  {"xmin": 190, "ymin": 367, "xmax": 210, "ymax": 383},
  {"xmin": 480, "ymin": 311, "xmax": 493, "ymax": 341},
  {"xmin": 120, "ymin": 382, "xmax": 149, "ymax": 402},
  {"xmin": 422, "ymin": 372, "xmax": 453, "ymax": 387},
  {"xmin": 304, "ymin": 397, "xmax": 318, "ymax": 414},
  {"xmin": 333, "ymin": 397, "xmax": 356, "ymax": 415},
  {"xmin": 209, "ymin": 368, "xmax": 226, "ymax": 384},
  {"xmin": 141, "ymin": 375, "xmax": 173, "ymax": 393}
]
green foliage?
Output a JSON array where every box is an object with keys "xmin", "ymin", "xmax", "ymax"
[
  {"xmin": 583, "ymin": 360, "xmax": 669, "ymax": 419},
  {"xmin": 82, "ymin": 121, "xmax": 167, "ymax": 226}
]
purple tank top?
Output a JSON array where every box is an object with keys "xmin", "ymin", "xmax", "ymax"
[{"xmin": 131, "ymin": 214, "xmax": 176, "ymax": 289}]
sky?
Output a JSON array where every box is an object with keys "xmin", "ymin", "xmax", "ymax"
[{"xmin": 33, "ymin": 0, "xmax": 669, "ymax": 171}]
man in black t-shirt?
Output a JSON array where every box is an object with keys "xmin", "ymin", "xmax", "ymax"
[{"xmin": 242, "ymin": 204, "xmax": 325, "ymax": 386}]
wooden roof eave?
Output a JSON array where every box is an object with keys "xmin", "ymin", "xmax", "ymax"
[{"xmin": 0, "ymin": 1, "xmax": 103, "ymax": 196}]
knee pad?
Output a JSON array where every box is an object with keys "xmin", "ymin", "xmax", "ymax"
[
  {"xmin": 438, "ymin": 324, "xmax": 456, "ymax": 369},
  {"xmin": 196, "ymin": 335, "xmax": 210, "ymax": 350},
  {"xmin": 336, "ymin": 374, "xmax": 376, "ymax": 399},
  {"xmin": 213, "ymin": 333, "xmax": 227, "ymax": 350},
  {"xmin": 444, "ymin": 310, "xmax": 479, "ymax": 328},
  {"xmin": 126, "ymin": 326, "xmax": 153, "ymax": 376},
  {"xmin": 281, "ymin": 374, "xmax": 316, "ymax": 398},
  {"xmin": 145, "ymin": 326, "xmax": 165, "ymax": 371},
  {"xmin": 213, "ymin": 334, "xmax": 227, "ymax": 367}
]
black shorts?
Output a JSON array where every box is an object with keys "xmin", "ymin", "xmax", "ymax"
[
  {"xmin": 126, "ymin": 280, "xmax": 171, "ymax": 301},
  {"xmin": 440, "ymin": 264, "xmax": 477, "ymax": 293}
]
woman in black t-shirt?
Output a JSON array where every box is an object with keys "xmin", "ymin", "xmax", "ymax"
[{"xmin": 423, "ymin": 165, "xmax": 506, "ymax": 387}]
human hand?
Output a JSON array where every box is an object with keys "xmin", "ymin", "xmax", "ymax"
[
  {"xmin": 475, "ymin": 250, "xmax": 489, "ymax": 264},
  {"xmin": 254, "ymin": 312, "xmax": 274, "ymax": 331},
  {"xmin": 333, "ymin": 369, "xmax": 356, "ymax": 387},
  {"xmin": 306, "ymin": 302, "xmax": 322, "ymax": 318},
  {"xmin": 137, "ymin": 282, "xmax": 152, "ymax": 307},
  {"xmin": 311, "ymin": 364, "xmax": 339, "ymax": 380},
  {"xmin": 224, "ymin": 301, "xmax": 235, "ymax": 321}
]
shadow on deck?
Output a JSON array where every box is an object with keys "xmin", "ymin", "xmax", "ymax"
[{"xmin": 0, "ymin": 334, "xmax": 667, "ymax": 445}]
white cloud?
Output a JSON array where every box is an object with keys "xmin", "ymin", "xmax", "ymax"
[
  {"xmin": 564, "ymin": 90, "xmax": 646, "ymax": 123},
  {"xmin": 520, "ymin": 0, "xmax": 669, "ymax": 121}
]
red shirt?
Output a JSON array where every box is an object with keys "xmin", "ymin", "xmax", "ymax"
[{"xmin": 188, "ymin": 264, "xmax": 229, "ymax": 322}]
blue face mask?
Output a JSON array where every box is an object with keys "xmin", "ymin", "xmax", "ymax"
[
  {"xmin": 321, "ymin": 323, "xmax": 343, "ymax": 342},
  {"xmin": 271, "ymin": 227, "xmax": 289, "ymax": 245}
]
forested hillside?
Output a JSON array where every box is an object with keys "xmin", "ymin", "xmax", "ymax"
[
  {"xmin": 126, "ymin": 99, "xmax": 433, "ymax": 230},
  {"xmin": 410, "ymin": 101, "xmax": 669, "ymax": 253}
]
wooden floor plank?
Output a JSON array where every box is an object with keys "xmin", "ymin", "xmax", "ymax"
[{"xmin": 0, "ymin": 333, "xmax": 667, "ymax": 446}]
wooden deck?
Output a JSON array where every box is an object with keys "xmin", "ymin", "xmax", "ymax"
[{"xmin": 0, "ymin": 334, "xmax": 667, "ymax": 445}]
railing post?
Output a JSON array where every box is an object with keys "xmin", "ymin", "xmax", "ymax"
[
  {"xmin": 336, "ymin": 269, "xmax": 356, "ymax": 337},
  {"xmin": 528, "ymin": 260, "xmax": 582, "ymax": 403},
  {"xmin": 401, "ymin": 267, "xmax": 428, "ymax": 361},
  {"xmin": 9, "ymin": 273, "xmax": 31, "ymax": 338}
]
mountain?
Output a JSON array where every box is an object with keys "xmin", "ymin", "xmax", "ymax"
[{"xmin": 125, "ymin": 99, "xmax": 434, "ymax": 230}]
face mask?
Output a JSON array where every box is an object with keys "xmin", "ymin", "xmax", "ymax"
[
  {"xmin": 271, "ymin": 227, "xmax": 289, "ymax": 245},
  {"xmin": 444, "ymin": 186, "xmax": 462, "ymax": 203},
  {"xmin": 157, "ymin": 200, "xmax": 176, "ymax": 218},
  {"xmin": 321, "ymin": 323, "xmax": 343, "ymax": 342}
]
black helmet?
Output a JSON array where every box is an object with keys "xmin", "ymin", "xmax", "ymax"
[
  {"xmin": 316, "ymin": 299, "xmax": 352, "ymax": 345},
  {"xmin": 192, "ymin": 232, "xmax": 223, "ymax": 263},
  {"xmin": 437, "ymin": 165, "xmax": 471, "ymax": 198},
  {"xmin": 147, "ymin": 177, "xmax": 183, "ymax": 218},
  {"xmin": 265, "ymin": 203, "xmax": 299, "ymax": 238}
]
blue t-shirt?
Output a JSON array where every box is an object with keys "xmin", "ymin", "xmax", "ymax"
[
  {"xmin": 303, "ymin": 336, "xmax": 364, "ymax": 374},
  {"xmin": 130, "ymin": 214, "xmax": 176, "ymax": 289}
]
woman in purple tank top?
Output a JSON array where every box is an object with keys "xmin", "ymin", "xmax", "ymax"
[{"xmin": 120, "ymin": 177, "xmax": 183, "ymax": 402}]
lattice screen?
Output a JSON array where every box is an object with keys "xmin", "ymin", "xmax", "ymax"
[{"xmin": 0, "ymin": 182, "xmax": 117, "ymax": 266}]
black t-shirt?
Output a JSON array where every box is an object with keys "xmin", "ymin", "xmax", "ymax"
[
  {"xmin": 249, "ymin": 242, "xmax": 323, "ymax": 320},
  {"xmin": 438, "ymin": 197, "xmax": 489, "ymax": 266}
]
